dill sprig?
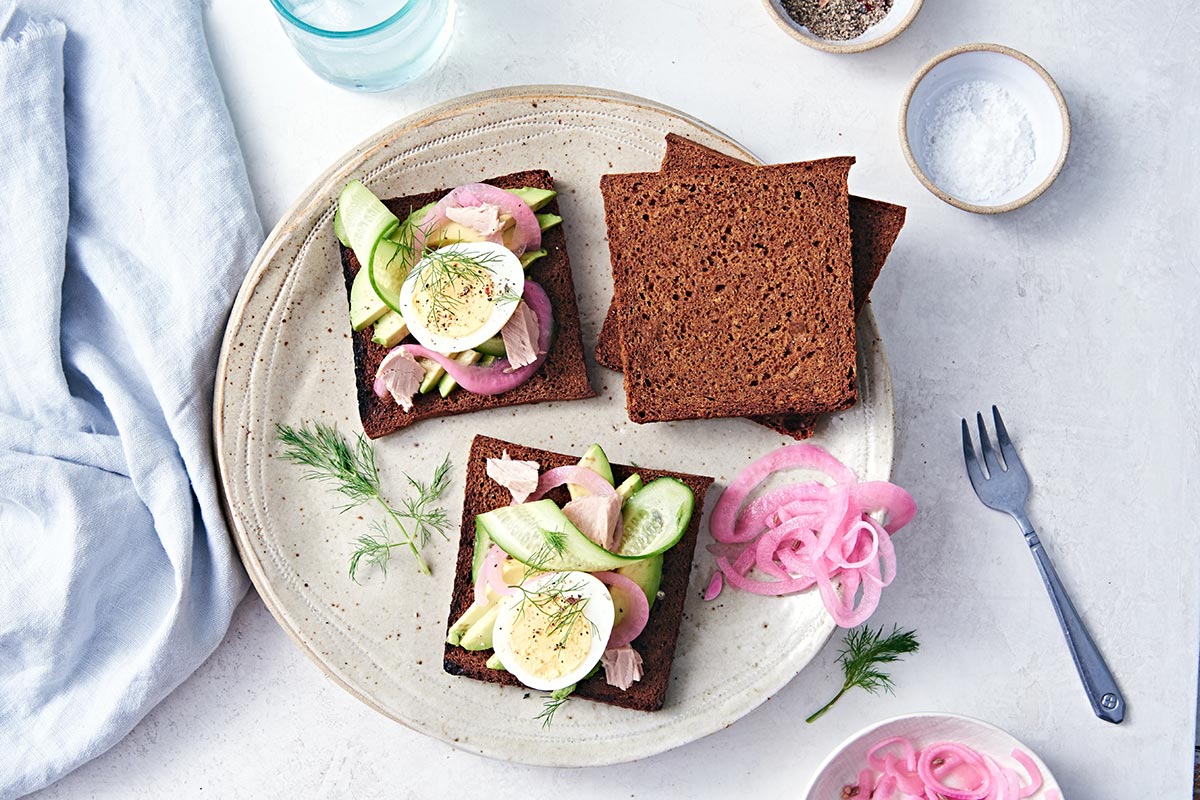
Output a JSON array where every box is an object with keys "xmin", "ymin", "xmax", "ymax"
[
  {"xmin": 806, "ymin": 624, "xmax": 920, "ymax": 724},
  {"xmin": 391, "ymin": 214, "xmax": 512, "ymax": 329},
  {"xmin": 275, "ymin": 422, "xmax": 452, "ymax": 579},
  {"xmin": 535, "ymin": 684, "xmax": 576, "ymax": 728}
]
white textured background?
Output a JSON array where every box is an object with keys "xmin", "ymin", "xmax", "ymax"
[{"xmin": 33, "ymin": 0, "xmax": 1200, "ymax": 797}]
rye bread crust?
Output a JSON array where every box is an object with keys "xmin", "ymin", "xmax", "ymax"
[
  {"xmin": 601, "ymin": 157, "xmax": 859, "ymax": 422},
  {"xmin": 341, "ymin": 170, "xmax": 595, "ymax": 439},
  {"xmin": 595, "ymin": 135, "xmax": 905, "ymax": 439},
  {"xmin": 442, "ymin": 435, "xmax": 714, "ymax": 713}
]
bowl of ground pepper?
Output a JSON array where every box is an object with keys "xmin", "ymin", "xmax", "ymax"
[{"xmin": 763, "ymin": 0, "xmax": 923, "ymax": 54}]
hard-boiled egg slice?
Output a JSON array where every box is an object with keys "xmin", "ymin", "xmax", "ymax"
[
  {"xmin": 397, "ymin": 241, "xmax": 524, "ymax": 354},
  {"xmin": 491, "ymin": 571, "xmax": 615, "ymax": 693}
]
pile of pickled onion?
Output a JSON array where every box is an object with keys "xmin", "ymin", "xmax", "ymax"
[
  {"xmin": 844, "ymin": 737, "xmax": 1059, "ymax": 800},
  {"xmin": 704, "ymin": 444, "xmax": 916, "ymax": 627}
]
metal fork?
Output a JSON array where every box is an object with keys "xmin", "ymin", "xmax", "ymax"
[{"xmin": 962, "ymin": 406, "xmax": 1125, "ymax": 724}]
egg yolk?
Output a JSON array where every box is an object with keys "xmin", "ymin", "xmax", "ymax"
[
  {"xmin": 411, "ymin": 261, "xmax": 495, "ymax": 338},
  {"xmin": 507, "ymin": 594, "xmax": 594, "ymax": 681}
]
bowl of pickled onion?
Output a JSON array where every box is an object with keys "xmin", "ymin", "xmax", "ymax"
[{"xmin": 804, "ymin": 713, "xmax": 1063, "ymax": 800}]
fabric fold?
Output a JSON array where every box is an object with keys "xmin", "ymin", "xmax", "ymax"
[{"xmin": 0, "ymin": 3, "xmax": 262, "ymax": 797}]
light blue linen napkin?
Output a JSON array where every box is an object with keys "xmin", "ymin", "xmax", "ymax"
[{"xmin": 0, "ymin": 2, "xmax": 261, "ymax": 796}]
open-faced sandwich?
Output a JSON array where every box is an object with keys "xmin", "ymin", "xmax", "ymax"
[
  {"xmin": 337, "ymin": 171, "xmax": 594, "ymax": 438},
  {"xmin": 443, "ymin": 435, "xmax": 713, "ymax": 719}
]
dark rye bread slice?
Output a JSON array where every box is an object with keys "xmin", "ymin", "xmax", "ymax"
[
  {"xmin": 340, "ymin": 170, "xmax": 594, "ymax": 439},
  {"xmin": 602, "ymin": 158, "xmax": 859, "ymax": 422},
  {"xmin": 443, "ymin": 435, "xmax": 714, "ymax": 712},
  {"xmin": 594, "ymin": 134, "xmax": 906, "ymax": 439}
]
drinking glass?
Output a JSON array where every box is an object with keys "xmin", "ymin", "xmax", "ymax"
[{"xmin": 270, "ymin": 0, "xmax": 454, "ymax": 92}]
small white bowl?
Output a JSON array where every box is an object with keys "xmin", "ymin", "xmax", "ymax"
[
  {"xmin": 900, "ymin": 43, "xmax": 1070, "ymax": 214},
  {"xmin": 804, "ymin": 712, "xmax": 1063, "ymax": 799},
  {"xmin": 762, "ymin": 0, "xmax": 923, "ymax": 54}
]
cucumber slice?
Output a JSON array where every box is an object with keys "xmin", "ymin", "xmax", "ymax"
[
  {"xmin": 615, "ymin": 473, "xmax": 643, "ymax": 506},
  {"xmin": 405, "ymin": 201, "xmax": 435, "ymax": 227},
  {"xmin": 471, "ymin": 520, "xmax": 492, "ymax": 585},
  {"xmin": 368, "ymin": 237, "xmax": 410, "ymax": 314},
  {"xmin": 568, "ymin": 444, "xmax": 614, "ymax": 500},
  {"xmin": 615, "ymin": 478, "xmax": 695, "ymax": 558},
  {"xmin": 333, "ymin": 204, "xmax": 350, "ymax": 247},
  {"xmin": 536, "ymin": 213, "xmax": 562, "ymax": 232},
  {"xmin": 371, "ymin": 310, "xmax": 409, "ymax": 347},
  {"xmin": 338, "ymin": 180, "xmax": 398, "ymax": 270},
  {"xmin": 439, "ymin": 350, "xmax": 482, "ymax": 398},
  {"xmin": 350, "ymin": 267, "xmax": 389, "ymax": 331},
  {"xmin": 616, "ymin": 553, "xmax": 663, "ymax": 610},
  {"xmin": 477, "ymin": 499, "xmax": 644, "ymax": 572},
  {"xmin": 520, "ymin": 249, "xmax": 547, "ymax": 269},
  {"xmin": 508, "ymin": 187, "xmax": 556, "ymax": 212},
  {"xmin": 475, "ymin": 335, "xmax": 506, "ymax": 357}
]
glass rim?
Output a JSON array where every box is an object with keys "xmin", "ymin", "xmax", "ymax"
[{"xmin": 269, "ymin": 0, "xmax": 421, "ymax": 39}]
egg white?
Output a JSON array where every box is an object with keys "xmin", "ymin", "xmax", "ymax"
[
  {"xmin": 397, "ymin": 241, "xmax": 524, "ymax": 354},
  {"xmin": 491, "ymin": 571, "xmax": 615, "ymax": 692}
]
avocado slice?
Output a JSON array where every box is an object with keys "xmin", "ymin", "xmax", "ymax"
[
  {"xmin": 520, "ymin": 249, "xmax": 548, "ymax": 269},
  {"xmin": 447, "ymin": 597, "xmax": 497, "ymax": 646},
  {"xmin": 536, "ymin": 213, "xmax": 562, "ymax": 232},
  {"xmin": 460, "ymin": 605, "xmax": 500, "ymax": 651},
  {"xmin": 418, "ymin": 357, "xmax": 446, "ymax": 394},
  {"xmin": 370, "ymin": 310, "xmax": 410, "ymax": 347},
  {"xmin": 438, "ymin": 350, "xmax": 482, "ymax": 398},
  {"xmin": 615, "ymin": 473, "xmax": 643, "ymax": 506},
  {"xmin": 350, "ymin": 267, "xmax": 390, "ymax": 331},
  {"xmin": 485, "ymin": 653, "xmax": 505, "ymax": 671},
  {"xmin": 615, "ymin": 553, "xmax": 664, "ymax": 610},
  {"xmin": 568, "ymin": 443, "xmax": 615, "ymax": 500},
  {"xmin": 508, "ymin": 187, "xmax": 556, "ymax": 212},
  {"xmin": 427, "ymin": 221, "xmax": 486, "ymax": 249},
  {"xmin": 476, "ymin": 336, "xmax": 506, "ymax": 357}
]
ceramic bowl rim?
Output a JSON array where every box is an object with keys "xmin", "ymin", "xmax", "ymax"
[{"xmin": 898, "ymin": 42, "xmax": 1072, "ymax": 214}]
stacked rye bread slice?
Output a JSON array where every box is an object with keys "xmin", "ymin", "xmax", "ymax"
[{"xmin": 597, "ymin": 134, "xmax": 906, "ymax": 437}]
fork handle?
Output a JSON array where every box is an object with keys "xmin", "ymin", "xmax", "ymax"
[{"xmin": 1026, "ymin": 532, "xmax": 1126, "ymax": 723}]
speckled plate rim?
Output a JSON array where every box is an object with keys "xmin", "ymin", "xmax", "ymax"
[
  {"xmin": 761, "ymin": 0, "xmax": 924, "ymax": 54},
  {"xmin": 898, "ymin": 43, "xmax": 1072, "ymax": 214},
  {"xmin": 212, "ymin": 84, "xmax": 895, "ymax": 765},
  {"xmin": 801, "ymin": 712, "xmax": 1062, "ymax": 798}
]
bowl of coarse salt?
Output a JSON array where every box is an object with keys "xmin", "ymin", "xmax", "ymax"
[{"xmin": 900, "ymin": 43, "xmax": 1070, "ymax": 214}]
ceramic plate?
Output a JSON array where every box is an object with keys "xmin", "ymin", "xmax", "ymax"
[{"xmin": 213, "ymin": 85, "xmax": 895, "ymax": 766}]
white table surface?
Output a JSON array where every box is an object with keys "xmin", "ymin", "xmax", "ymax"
[{"xmin": 33, "ymin": 1, "xmax": 1200, "ymax": 797}]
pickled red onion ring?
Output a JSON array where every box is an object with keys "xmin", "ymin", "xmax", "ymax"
[
  {"xmin": 527, "ymin": 464, "xmax": 617, "ymax": 502},
  {"xmin": 704, "ymin": 443, "xmax": 915, "ymax": 626},
  {"xmin": 851, "ymin": 738, "xmax": 1050, "ymax": 800},
  {"xmin": 484, "ymin": 545, "xmax": 514, "ymax": 598},
  {"xmin": 710, "ymin": 443, "xmax": 856, "ymax": 544},
  {"xmin": 395, "ymin": 281, "xmax": 552, "ymax": 396},
  {"xmin": 594, "ymin": 571, "xmax": 649, "ymax": 648},
  {"xmin": 421, "ymin": 182, "xmax": 541, "ymax": 256},
  {"xmin": 1010, "ymin": 748, "xmax": 1044, "ymax": 797}
]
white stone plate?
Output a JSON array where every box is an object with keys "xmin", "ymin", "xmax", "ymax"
[{"xmin": 213, "ymin": 85, "xmax": 895, "ymax": 767}]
